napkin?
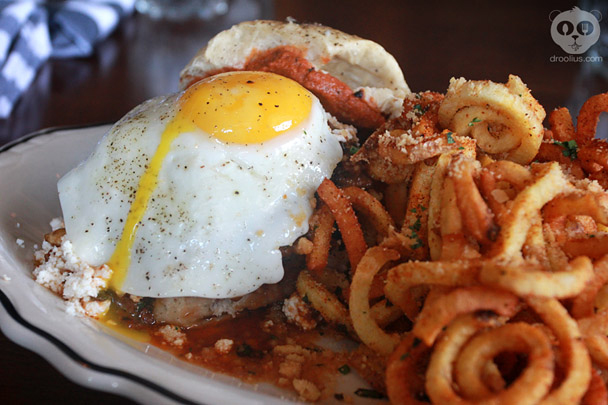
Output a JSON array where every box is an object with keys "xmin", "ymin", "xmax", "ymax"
[{"xmin": 0, "ymin": 0, "xmax": 135, "ymax": 119}]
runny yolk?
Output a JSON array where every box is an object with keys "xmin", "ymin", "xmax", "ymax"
[
  {"xmin": 107, "ymin": 71, "xmax": 313, "ymax": 291},
  {"xmin": 179, "ymin": 71, "xmax": 313, "ymax": 143}
]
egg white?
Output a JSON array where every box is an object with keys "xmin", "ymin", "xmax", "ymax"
[{"xmin": 58, "ymin": 92, "xmax": 343, "ymax": 298}]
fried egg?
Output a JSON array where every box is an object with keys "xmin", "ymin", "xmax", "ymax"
[{"xmin": 58, "ymin": 71, "xmax": 343, "ymax": 298}]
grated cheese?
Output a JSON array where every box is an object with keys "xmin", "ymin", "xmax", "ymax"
[
  {"xmin": 33, "ymin": 219, "xmax": 111, "ymax": 318},
  {"xmin": 157, "ymin": 325, "xmax": 187, "ymax": 348}
]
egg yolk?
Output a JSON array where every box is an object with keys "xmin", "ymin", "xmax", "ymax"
[
  {"xmin": 107, "ymin": 71, "xmax": 314, "ymax": 291},
  {"xmin": 179, "ymin": 71, "xmax": 313, "ymax": 144}
]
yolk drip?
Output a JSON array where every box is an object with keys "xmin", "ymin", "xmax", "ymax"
[
  {"xmin": 107, "ymin": 118, "xmax": 191, "ymax": 290},
  {"xmin": 100, "ymin": 304, "xmax": 151, "ymax": 342},
  {"xmin": 106, "ymin": 71, "xmax": 313, "ymax": 291}
]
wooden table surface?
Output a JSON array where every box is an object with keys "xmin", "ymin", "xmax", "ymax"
[{"xmin": 0, "ymin": 0, "xmax": 606, "ymax": 404}]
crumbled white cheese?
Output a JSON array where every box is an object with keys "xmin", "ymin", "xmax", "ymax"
[
  {"xmin": 394, "ymin": 129, "xmax": 418, "ymax": 148},
  {"xmin": 279, "ymin": 356, "xmax": 303, "ymax": 379},
  {"xmin": 129, "ymin": 295, "xmax": 143, "ymax": 303},
  {"xmin": 292, "ymin": 378, "xmax": 321, "ymax": 402},
  {"xmin": 262, "ymin": 319, "xmax": 274, "ymax": 332},
  {"xmin": 15, "ymin": 222, "xmax": 20, "ymax": 228},
  {"xmin": 15, "ymin": 238, "xmax": 24, "ymax": 248},
  {"xmin": 356, "ymin": 86, "xmax": 406, "ymax": 119},
  {"xmin": 405, "ymin": 109, "xmax": 418, "ymax": 122},
  {"xmin": 327, "ymin": 113, "xmax": 357, "ymax": 142},
  {"xmin": 282, "ymin": 294, "xmax": 317, "ymax": 330},
  {"xmin": 491, "ymin": 189, "xmax": 510, "ymax": 204},
  {"xmin": 33, "ymin": 227, "xmax": 111, "ymax": 318},
  {"xmin": 157, "ymin": 325, "xmax": 187, "ymax": 348},
  {"xmin": 214, "ymin": 338, "xmax": 234, "ymax": 354},
  {"xmin": 66, "ymin": 299, "xmax": 111, "ymax": 317},
  {"xmin": 50, "ymin": 217, "xmax": 64, "ymax": 231},
  {"xmin": 273, "ymin": 345, "xmax": 310, "ymax": 356}
]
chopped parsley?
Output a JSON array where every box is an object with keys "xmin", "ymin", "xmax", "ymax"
[
  {"xmin": 409, "ymin": 217, "xmax": 422, "ymax": 232},
  {"xmin": 338, "ymin": 365, "xmax": 351, "ymax": 375},
  {"xmin": 408, "ymin": 207, "xmax": 426, "ymax": 249},
  {"xmin": 349, "ymin": 145, "xmax": 360, "ymax": 155},
  {"xmin": 413, "ymin": 103, "xmax": 427, "ymax": 115},
  {"xmin": 400, "ymin": 352, "xmax": 410, "ymax": 361},
  {"xmin": 410, "ymin": 204, "xmax": 427, "ymax": 214},
  {"xmin": 446, "ymin": 131, "xmax": 455, "ymax": 144},
  {"xmin": 554, "ymin": 139, "xmax": 578, "ymax": 159},
  {"xmin": 468, "ymin": 117, "xmax": 482, "ymax": 126},
  {"xmin": 355, "ymin": 388, "xmax": 385, "ymax": 399},
  {"xmin": 236, "ymin": 343, "xmax": 253, "ymax": 357}
]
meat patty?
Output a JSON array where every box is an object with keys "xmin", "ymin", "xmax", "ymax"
[{"xmin": 153, "ymin": 263, "xmax": 300, "ymax": 327}]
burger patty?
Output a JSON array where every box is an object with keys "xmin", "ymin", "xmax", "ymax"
[{"xmin": 152, "ymin": 257, "xmax": 301, "ymax": 327}]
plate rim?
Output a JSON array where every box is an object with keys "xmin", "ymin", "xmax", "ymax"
[{"xmin": 0, "ymin": 124, "xmax": 209, "ymax": 405}]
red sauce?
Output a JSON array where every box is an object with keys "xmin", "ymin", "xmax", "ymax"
[{"xmin": 148, "ymin": 304, "xmax": 350, "ymax": 396}]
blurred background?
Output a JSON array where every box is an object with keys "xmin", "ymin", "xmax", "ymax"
[
  {"xmin": 0, "ymin": 0, "xmax": 606, "ymax": 146},
  {"xmin": 0, "ymin": 0, "xmax": 607, "ymax": 403}
]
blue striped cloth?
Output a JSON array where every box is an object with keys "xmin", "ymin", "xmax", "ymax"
[{"xmin": 0, "ymin": 0, "xmax": 134, "ymax": 118}]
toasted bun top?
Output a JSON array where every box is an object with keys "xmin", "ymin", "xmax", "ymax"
[{"xmin": 179, "ymin": 20, "xmax": 409, "ymax": 101}]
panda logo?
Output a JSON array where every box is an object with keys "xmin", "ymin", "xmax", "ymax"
[{"xmin": 550, "ymin": 7, "xmax": 602, "ymax": 54}]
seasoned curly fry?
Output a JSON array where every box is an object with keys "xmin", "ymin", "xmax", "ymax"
[
  {"xmin": 449, "ymin": 155, "xmax": 499, "ymax": 246},
  {"xmin": 439, "ymin": 176, "xmax": 480, "ymax": 260},
  {"xmin": 378, "ymin": 129, "xmax": 476, "ymax": 166},
  {"xmin": 296, "ymin": 84, "xmax": 608, "ymax": 404},
  {"xmin": 424, "ymin": 314, "xmax": 505, "ymax": 404},
  {"xmin": 438, "ymin": 75, "xmax": 545, "ymax": 164},
  {"xmin": 305, "ymin": 203, "xmax": 334, "ymax": 273},
  {"xmin": 316, "ymin": 178, "xmax": 367, "ymax": 272},
  {"xmin": 576, "ymin": 92, "xmax": 608, "ymax": 145},
  {"xmin": 479, "ymin": 256, "xmax": 593, "ymax": 299},
  {"xmin": 343, "ymin": 186, "xmax": 395, "ymax": 239},
  {"xmin": 582, "ymin": 368, "xmax": 608, "ymax": 405},
  {"xmin": 549, "ymin": 107, "xmax": 576, "ymax": 141},
  {"xmin": 296, "ymin": 270, "xmax": 352, "ymax": 331},
  {"xmin": 579, "ymin": 138, "xmax": 608, "ymax": 172},
  {"xmin": 386, "ymin": 333, "xmax": 432, "ymax": 405},
  {"xmin": 543, "ymin": 192, "xmax": 608, "ymax": 224},
  {"xmin": 402, "ymin": 161, "xmax": 435, "ymax": 260},
  {"xmin": 385, "ymin": 259, "xmax": 480, "ymax": 320},
  {"xmin": 562, "ymin": 234, "xmax": 608, "ymax": 259},
  {"xmin": 349, "ymin": 246, "xmax": 401, "ymax": 355},
  {"xmin": 454, "ymin": 323, "xmax": 554, "ymax": 402},
  {"xmin": 428, "ymin": 153, "xmax": 455, "ymax": 260},
  {"xmin": 383, "ymin": 181, "xmax": 409, "ymax": 228},
  {"xmin": 490, "ymin": 162, "xmax": 572, "ymax": 260},
  {"xmin": 527, "ymin": 297, "xmax": 591, "ymax": 405},
  {"xmin": 412, "ymin": 286, "xmax": 519, "ymax": 346}
]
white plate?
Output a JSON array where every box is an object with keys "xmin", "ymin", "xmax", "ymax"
[{"xmin": 0, "ymin": 126, "xmax": 378, "ymax": 404}]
